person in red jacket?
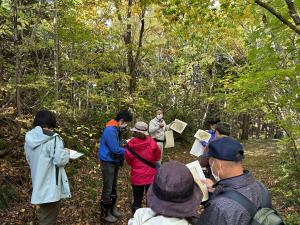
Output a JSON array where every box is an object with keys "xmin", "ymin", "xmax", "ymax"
[{"xmin": 125, "ymin": 121, "xmax": 161, "ymax": 215}]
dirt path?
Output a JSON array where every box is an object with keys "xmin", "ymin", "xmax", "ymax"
[{"xmin": 0, "ymin": 140, "xmax": 298, "ymax": 224}]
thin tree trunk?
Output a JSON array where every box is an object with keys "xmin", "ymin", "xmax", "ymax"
[
  {"xmin": 53, "ymin": 0, "xmax": 59, "ymax": 99},
  {"xmin": 13, "ymin": 0, "xmax": 21, "ymax": 116},
  {"xmin": 240, "ymin": 113, "xmax": 250, "ymax": 140},
  {"xmin": 201, "ymin": 64, "xmax": 216, "ymax": 127},
  {"xmin": 125, "ymin": 0, "xmax": 134, "ymax": 93}
]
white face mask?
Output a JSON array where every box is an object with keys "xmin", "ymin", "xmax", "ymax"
[
  {"xmin": 157, "ymin": 114, "xmax": 163, "ymax": 120},
  {"xmin": 120, "ymin": 123, "xmax": 127, "ymax": 128},
  {"xmin": 211, "ymin": 159, "xmax": 221, "ymax": 182}
]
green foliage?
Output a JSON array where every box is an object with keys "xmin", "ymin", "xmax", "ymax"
[
  {"xmin": 0, "ymin": 139, "xmax": 7, "ymax": 150},
  {"xmin": 0, "ymin": 186, "xmax": 16, "ymax": 209},
  {"xmin": 0, "ymin": 0, "xmax": 299, "ymax": 221}
]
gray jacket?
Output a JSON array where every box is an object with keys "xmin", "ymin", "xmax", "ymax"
[
  {"xmin": 149, "ymin": 118, "xmax": 168, "ymax": 141},
  {"xmin": 196, "ymin": 171, "xmax": 271, "ymax": 225}
]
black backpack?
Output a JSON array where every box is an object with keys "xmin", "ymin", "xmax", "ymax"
[{"xmin": 220, "ymin": 190, "xmax": 286, "ymax": 225}]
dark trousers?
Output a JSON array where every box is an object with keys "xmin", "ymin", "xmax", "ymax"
[
  {"xmin": 132, "ymin": 184, "xmax": 150, "ymax": 213},
  {"xmin": 37, "ymin": 201, "xmax": 60, "ymax": 225},
  {"xmin": 101, "ymin": 161, "xmax": 119, "ymax": 202}
]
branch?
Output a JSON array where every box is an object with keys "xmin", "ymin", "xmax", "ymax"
[
  {"xmin": 285, "ymin": 0, "xmax": 300, "ymax": 25},
  {"xmin": 255, "ymin": 0, "xmax": 300, "ymax": 35}
]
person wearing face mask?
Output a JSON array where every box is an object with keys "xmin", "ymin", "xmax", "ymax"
[
  {"xmin": 195, "ymin": 137, "xmax": 271, "ymax": 225},
  {"xmin": 98, "ymin": 109, "xmax": 133, "ymax": 223},
  {"xmin": 148, "ymin": 108, "xmax": 173, "ymax": 163},
  {"xmin": 199, "ymin": 122, "xmax": 231, "ymax": 179}
]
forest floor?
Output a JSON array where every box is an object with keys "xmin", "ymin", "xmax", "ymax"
[{"xmin": 0, "ymin": 139, "xmax": 299, "ymax": 225}]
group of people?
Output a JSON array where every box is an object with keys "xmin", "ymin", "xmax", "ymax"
[{"xmin": 24, "ymin": 109, "xmax": 276, "ymax": 225}]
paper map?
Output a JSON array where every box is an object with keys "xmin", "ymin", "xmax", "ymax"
[
  {"xmin": 67, "ymin": 149, "xmax": 84, "ymax": 159},
  {"xmin": 186, "ymin": 160, "xmax": 209, "ymax": 202},
  {"xmin": 170, "ymin": 119, "xmax": 188, "ymax": 134},
  {"xmin": 194, "ymin": 129, "xmax": 211, "ymax": 142}
]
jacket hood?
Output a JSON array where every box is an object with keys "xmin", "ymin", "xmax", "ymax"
[
  {"xmin": 25, "ymin": 126, "xmax": 56, "ymax": 149},
  {"xmin": 106, "ymin": 119, "xmax": 119, "ymax": 127}
]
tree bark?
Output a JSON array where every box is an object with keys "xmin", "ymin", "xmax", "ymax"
[
  {"xmin": 53, "ymin": 0, "xmax": 59, "ymax": 99},
  {"xmin": 255, "ymin": 0, "xmax": 300, "ymax": 35},
  {"xmin": 240, "ymin": 113, "xmax": 250, "ymax": 140},
  {"xmin": 13, "ymin": 0, "xmax": 21, "ymax": 116}
]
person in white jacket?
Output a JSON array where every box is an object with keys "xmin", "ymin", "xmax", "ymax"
[
  {"xmin": 24, "ymin": 110, "xmax": 71, "ymax": 225},
  {"xmin": 148, "ymin": 109, "xmax": 173, "ymax": 162},
  {"xmin": 128, "ymin": 161, "xmax": 203, "ymax": 225}
]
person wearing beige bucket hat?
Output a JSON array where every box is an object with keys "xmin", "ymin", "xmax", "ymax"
[
  {"xmin": 125, "ymin": 121, "xmax": 161, "ymax": 215},
  {"xmin": 128, "ymin": 161, "xmax": 203, "ymax": 225}
]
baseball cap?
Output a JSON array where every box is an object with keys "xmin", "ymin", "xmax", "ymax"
[{"xmin": 202, "ymin": 137, "xmax": 244, "ymax": 161}]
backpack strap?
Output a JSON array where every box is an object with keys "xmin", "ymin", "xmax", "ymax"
[
  {"xmin": 260, "ymin": 186, "xmax": 272, "ymax": 208},
  {"xmin": 127, "ymin": 146, "xmax": 156, "ymax": 169},
  {"xmin": 219, "ymin": 190, "xmax": 257, "ymax": 218},
  {"xmin": 53, "ymin": 136, "xmax": 59, "ymax": 186}
]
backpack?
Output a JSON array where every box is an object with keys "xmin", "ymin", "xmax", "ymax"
[{"xmin": 220, "ymin": 190, "xmax": 286, "ymax": 225}]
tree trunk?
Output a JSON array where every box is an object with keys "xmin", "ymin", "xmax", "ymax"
[
  {"xmin": 125, "ymin": 0, "xmax": 134, "ymax": 93},
  {"xmin": 201, "ymin": 65, "xmax": 216, "ymax": 127},
  {"xmin": 240, "ymin": 113, "xmax": 250, "ymax": 140},
  {"xmin": 256, "ymin": 117, "xmax": 261, "ymax": 139},
  {"xmin": 13, "ymin": 0, "xmax": 21, "ymax": 116},
  {"xmin": 53, "ymin": 0, "xmax": 59, "ymax": 99}
]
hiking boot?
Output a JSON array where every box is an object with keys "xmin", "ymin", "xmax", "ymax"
[
  {"xmin": 110, "ymin": 195, "xmax": 122, "ymax": 218},
  {"xmin": 101, "ymin": 200, "xmax": 118, "ymax": 223},
  {"xmin": 111, "ymin": 207, "xmax": 122, "ymax": 218}
]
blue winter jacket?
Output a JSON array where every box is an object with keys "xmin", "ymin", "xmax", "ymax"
[{"xmin": 98, "ymin": 121, "xmax": 125, "ymax": 164}]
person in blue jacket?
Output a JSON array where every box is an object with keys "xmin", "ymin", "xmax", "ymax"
[
  {"xmin": 24, "ymin": 110, "xmax": 70, "ymax": 225},
  {"xmin": 98, "ymin": 109, "xmax": 133, "ymax": 223}
]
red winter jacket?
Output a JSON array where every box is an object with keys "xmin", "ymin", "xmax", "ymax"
[{"xmin": 125, "ymin": 136, "xmax": 161, "ymax": 185}]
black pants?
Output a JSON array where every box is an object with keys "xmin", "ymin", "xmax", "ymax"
[
  {"xmin": 132, "ymin": 184, "xmax": 150, "ymax": 213},
  {"xmin": 101, "ymin": 161, "xmax": 119, "ymax": 202}
]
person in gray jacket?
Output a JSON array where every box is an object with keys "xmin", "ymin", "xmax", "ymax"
[
  {"xmin": 25, "ymin": 110, "xmax": 71, "ymax": 225},
  {"xmin": 196, "ymin": 137, "xmax": 271, "ymax": 225},
  {"xmin": 148, "ymin": 108, "xmax": 173, "ymax": 162}
]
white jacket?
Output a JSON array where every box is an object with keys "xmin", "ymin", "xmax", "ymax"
[
  {"xmin": 24, "ymin": 126, "xmax": 71, "ymax": 204},
  {"xmin": 149, "ymin": 118, "xmax": 170, "ymax": 141},
  {"xmin": 128, "ymin": 208, "xmax": 191, "ymax": 225}
]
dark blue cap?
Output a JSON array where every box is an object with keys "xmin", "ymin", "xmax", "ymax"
[{"xmin": 202, "ymin": 137, "xmax": 244, "ymax": 161}]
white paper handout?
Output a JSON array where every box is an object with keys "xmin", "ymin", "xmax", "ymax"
[
  {"xmin": 186, "ymin": 160, "xmax": 209, "ymax": 202},
  {"xmin": 170, "ymin": 119, "xmax": 188, "ymax": 134},
  {"xmin": 67, "ymin": 149, "xmax": 84, "ymax": 159},
  {"xmin": 190, "ymin": 139, "xmax": 205, "ymax": 157},
  {"xmin": 164, "ymin": 130, "xmax": 175, "ymax": 148},
  {"xmin": 194, "ymin": 129, "xmax": 211, "ymax": 142}
]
